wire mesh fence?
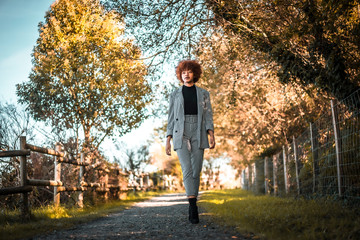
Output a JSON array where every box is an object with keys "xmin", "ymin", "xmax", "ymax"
[{"xmin": 240, "ymin": 89, "xmax": 360, "ymax": 200}]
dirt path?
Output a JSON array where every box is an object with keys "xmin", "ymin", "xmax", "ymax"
[{"xmin": 32, "ymin": 193, "xmax": 249, "ymax": 240}]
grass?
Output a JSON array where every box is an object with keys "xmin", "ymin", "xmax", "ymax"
[
  {"xmin": 0, "ymin": 190, "xmax": 166, "ymax": 240},
  {"xmin": 199, "ymin": 189, "xmax": 360, "ymax": 240}
]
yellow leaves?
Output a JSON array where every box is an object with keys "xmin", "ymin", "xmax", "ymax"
[
  {"xmin": 63, "ymin": 58, "xmax": 70, "ymax": 67},
  {"xmin": 196, "ymin": 33, "xmax": 330, "ymax": 161},
  {"xmin": 18, "ymin": 0, "xmax": 151, "ymax": 143}
]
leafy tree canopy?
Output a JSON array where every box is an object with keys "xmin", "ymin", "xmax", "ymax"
[
  {"xmin": 206, "ymin": 0, "xmax": 360, "ymax": 104},
  {"xmin": 104, "ymin": 0, "xmax": 214, "ymax": 66},
  {"xmin": 107, "ymin": 0, "xmax": 360, "ymax": 169},
  {"xmin": 17, "ymin": 0, "xmax": 152, "ymax": 148},
  {"xmin": 108, "ymin": 0, "xmax": 360, "ymax": 103},
  {"xmin": 196, "ymin": 32, "xmax": 330, "ymax": 166}
]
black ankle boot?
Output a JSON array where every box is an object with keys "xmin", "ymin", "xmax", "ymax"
[{"xmin": 188, "ymin": 198, "xmax": 199, "ymax": 224}]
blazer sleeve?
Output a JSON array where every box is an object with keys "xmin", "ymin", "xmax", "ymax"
[
  {"xmin": 166, "ymin": 92, "xmax": 175, "ymax": 138},
  {"xmin": 204, "ymin": 90, "xmax": 214, "ymax": 132}
]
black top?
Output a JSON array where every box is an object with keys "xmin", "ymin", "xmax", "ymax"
[{"xmin": 182, "ymin": 85, "xmax": 198, "ymax": 115}]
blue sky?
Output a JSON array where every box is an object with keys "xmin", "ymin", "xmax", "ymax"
[{"xmin": 0, "ymin": 0, "xmax": 54, "ymax": 103}]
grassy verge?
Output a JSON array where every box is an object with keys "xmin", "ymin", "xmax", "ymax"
[
  {"xmin": 0, "ymin": 190, "xmax": 167, "ymax": 240},
  {"xmin": 199, "ymin": 189, "xmax": 360, "ymax": 240}
]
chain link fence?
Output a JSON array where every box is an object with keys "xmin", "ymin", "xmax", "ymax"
[{"xmin": 241, "ymin": 89, "xmax": 360, "ymax": 200}]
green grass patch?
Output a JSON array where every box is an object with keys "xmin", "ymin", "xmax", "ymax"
[
  {"xmin": 199, "ymin": 189, "xmax": 360, "ymax": 240},
  {"xmin": 0, "ymin": 190, "xmax": 166, "ymax": 240}
]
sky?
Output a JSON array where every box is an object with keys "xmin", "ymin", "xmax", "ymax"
[
  {"xmin": 0, "ymin": 0, "xmax": 55, "ymax": 103},
  {"xmin": 0, "ymin": 0, "xmax": 165, "ymax": 166}
]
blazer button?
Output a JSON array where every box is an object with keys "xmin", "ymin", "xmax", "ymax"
[
  {"xmin": 176, "ymin": 118, "xmax": 178, "ymax": 121},
  {"xmin": 175, "ymin": 130, "xmax": 178, "ymax": 133}
]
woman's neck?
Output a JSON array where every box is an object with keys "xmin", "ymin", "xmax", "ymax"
[{"xmin": 184, "ymin": 82, "xmax": 195, "ymax": 87}]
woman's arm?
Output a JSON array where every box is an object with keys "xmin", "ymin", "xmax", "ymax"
[
  {"xmin": 204, "ymin": 91, "xmax": 215, "ymax": 149},
  {"xmin": 166, "ymin": 135, "xmax": 172, "ymax": 156},
  {"xmin": 166, "ymin": 92, "xmax": 175, "ymax": 138}
]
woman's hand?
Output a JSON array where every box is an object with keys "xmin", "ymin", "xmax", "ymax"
[
  {"xmin": 208, "ymin": 130, "xmax": 216, "ymax": 149},
  {"xmin": 166, "ymin": 136, "xmax": 172, "ymax": 156}
]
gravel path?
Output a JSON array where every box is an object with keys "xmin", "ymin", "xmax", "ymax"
[{"xmin": 32, "ymin": 193, "xmax": 249, "ymax": 240}]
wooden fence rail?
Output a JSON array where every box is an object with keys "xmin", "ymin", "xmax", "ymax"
[{"xmin": 0, "ymin": 136, "xmax": 152, "ymax": 218}]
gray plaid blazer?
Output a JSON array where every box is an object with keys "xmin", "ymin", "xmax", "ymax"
[{"xmin": 166, "ymin": 85, "xmax": 214, "ymax": 150}]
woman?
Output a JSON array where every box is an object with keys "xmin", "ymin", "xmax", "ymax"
[{"xmin": 166, "ymin": 60, "xmax": 215, "ymax": 224}]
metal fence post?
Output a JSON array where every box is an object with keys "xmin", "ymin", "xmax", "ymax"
[
  {"xmin": 253, "ymin": 163, "xmax": 257, "ymax": 193},
  {"xmin": 241, "ymin": 169, "xmax": 245, "ymax": 189},
  {"xmin": 246, "ymin": 167, "xmax": 249, "ymax": 190},
  {"xmin": 264, "ymin": 157, "xmax": 270, "ymax": 194},
  {"xmin": 20, "ymin": 136, "xmax": 30, "ymax": 218},
  {"xmin": 331, "ymin": 100, "xmax": 343, "ymax": 197},
  {"xmin": 248, "ymin": 164, "xmax": 253, "ymax": 191},
  {"xmin": 247, "ymin": 164, "xmax": 252, "ymax": 191},
  {"xmin": 283, "ymin": 146, "xmax": 289, "ymax": 194},
  {"xmin": 293, "ymin": 136, "xmax": 300, "ymax": 195},
  {"xmin": 273, "ymin": 154, "xmax": 278, "ymax": 196},
  {"xmin": 246, "ymin": 167, "xmax": 249, "ymax": 191},
  {"xmin": 310, "ymin": 122, "xmax": 318, "ymax": 193},
  {"xmin": 54, "ymin": 143, "xmax": 62, "ymax": 206}
]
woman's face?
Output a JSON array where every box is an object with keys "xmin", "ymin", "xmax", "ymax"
[{"xmin": 182, "ymin": 69, "xmax": 194, "ymax": 85}]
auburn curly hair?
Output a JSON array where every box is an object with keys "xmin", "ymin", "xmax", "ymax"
[{"xmin": 175, "ymin": 60, "xmax": 202, "ymax": 83}]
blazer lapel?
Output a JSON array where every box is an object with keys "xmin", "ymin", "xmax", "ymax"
[
  {"xmin": 175, "ymin": 87, "xmax": 184, "ymax": 115},
  {"xmin": 176, "ymin": 87, "xmax": 183, "ymax": 105},
  {"xmin": 195, "ymin": 85, "xmax": 203, "ymax": 117}
]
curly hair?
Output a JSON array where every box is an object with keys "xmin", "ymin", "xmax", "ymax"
[{"xmin": 175, "ymin": 60, "xmax": 202, "ymax": 83}]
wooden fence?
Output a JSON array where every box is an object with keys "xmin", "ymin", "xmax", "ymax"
[{"xmin": 0, "ymin": 136, "xmax": 153, "ymax": 218}]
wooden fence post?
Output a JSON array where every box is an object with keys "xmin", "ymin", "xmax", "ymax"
[
  {"xmin": 104, "ymin": 171, "xmax": 109, "ymax": 201},
  {"xmin": 264, "ymin": 157, "xmax": 270, "ymax": 194},
  {"xmin": 162, "ymin": 170, "xmax": 165, "ymax": 190},
  {"xmin": 293, "ymin": 136, "xmax": 301, "ymax": 195},
  {"xmin": 331, "ymin": 100, "xmax": 343, "ymax": 197},
  {"xmin": 140, "ymin": 173, "xmax": 144, "ymax": 189},
  {"xmin": 310, "ymin": 122, "xmax": 319, "ymax": 193},
  {"xmin": 145, "ymin": 173, "xmax": 150, "ymax": 188},
  {"xmin": 273, "ymin": 154, "xmax": 278, "ymax": 196},
  {"xmin": 54, "ymin": 143, "xmax": 62, "ymax": 206},
  {"xmin": 20, "ymin": 136, "xmax": 30, "ymax": 218},
  {"xmin": 78, "ymin": 153, "xmax": 85, "ymax": 208}
]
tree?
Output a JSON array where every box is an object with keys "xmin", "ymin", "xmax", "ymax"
[
  {"xmin": 17, "ymin": 0, "xmax": 152, "ymax": 149},
  {"xmin": 105, "ymin": 0, "xmax": 213, "ymax": 66},
  {"xmin": 0, "ymin": 103, "xmax": 35, "ymax": 208},
  {"xmin": 108, "ymin": 0, "xmax": 360, "ymax": 104},
  {"xmin": 196, "ymin": 32, "xmax": 330, "ymax": 168},
  {"xmin": 0, "ymin": 103, "xmax": 35, "ymax": 151},
  {"xmin": 124, "ymin": 145, "xmax": 150, "ymax": 172},
  {"xmin": 107, "ymin": 0, "xmax": 360, "ymax": 170},
  {"xmin": 205, "ymin": 0, "xmax": 360, "ymax": 104}
]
